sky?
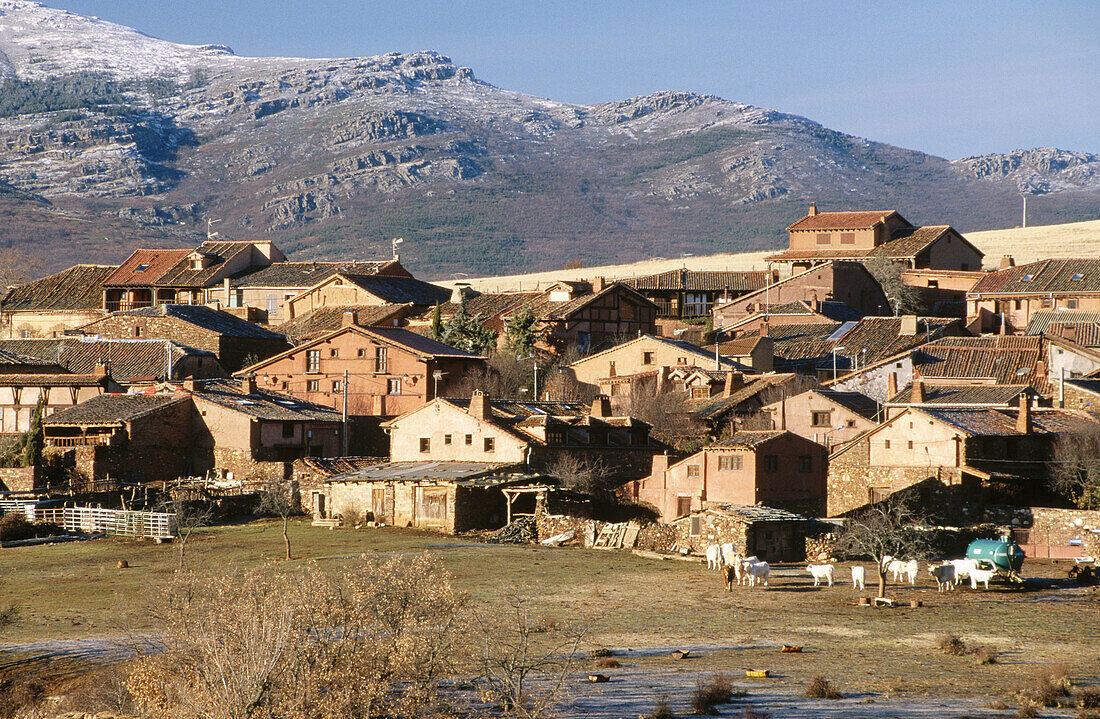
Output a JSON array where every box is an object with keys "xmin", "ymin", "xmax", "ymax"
[{"xmin": 50, "ymin": 1, "xmax": 1099, "ymax": 159}]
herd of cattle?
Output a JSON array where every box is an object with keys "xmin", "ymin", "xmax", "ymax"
[{"xmin": 705, "ymin": 544, "xmax": 1000, "ymax": 593}]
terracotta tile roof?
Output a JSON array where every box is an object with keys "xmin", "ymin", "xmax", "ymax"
[
  {"xmin": 298, "ymin": 456, "xmax": 390, "ymax": 476},
  {"xmin": 0, "ymin": 347, "xmax": 58, "ymax": 367},
  {"xmin": 1, "ymin": 265, "xmax": 116, "ymax": 312},
  {"xmin": 275, "ymin": 304, "xmax": 412, "ymax": 344},
  {"xmin": 709, "ymin": 431, "xmax": 786, "ymax": 448},
  {"xmin": 0, "ymin": 373, "xmax": 110, "ymax": 387},
  {"xmin": 914, "ymin": 336, "xmax": 1050, "ymax": 394},
  {"xmin": 787, "ymin": 210, "xmax": 904, "ymax": 232},
  {"xmin": 103, "ymin": 249, "xmax": 191, "ymax": 287},
  {"xmin": 440, "ymin": 397, "xmax": 648, "ymax": 447},
  {"xmin": 44, "ymin": 393, "xmax": 188, "ymax": 426},
  {"xmin": 361, "ymin": 326, "xmax": 482, "ymax": 359},
  {"xmin": 99, "ymin": 304, "xmax": 287, "ymax": 340},
  {"xmin": 918, "ymin": 406, "xmax": 1098, "ymax": 437},
  {"xmin": 887, "ymin": 383, "xmax": 1031, "ymax": 407},
  {"xmin": 1025, "ymin": 310, "xmax": 1100, "ymax": 340},
  {"xmin": 230, "ymin": 261, "xmax": 393, "ymax": 288},
  {"xmin": 155, "ymin": 241, "xmax": 258, "ymax": 288},
  {"xmin": 688, "ymin": 374, "xmax": 799, "ymax": 421},
  {"xmin": 338, "ymin": 274, "xmax": 450, "ymax": 305},
  {"xmin": 185, "ymin": 379, "xmax": 343, "ymax": 421},
  {"xmin": 426, "ymin": 291, "xmax": 543, "ymax": 322},
  {"xmin": 767, "ymin": 226, "xmax": 961, "ymax": 262},
  {"xmin": 1046, "ymin": 323, "xmax": 1100, "ymax": 347},
  {"xmin": 970, "ymin": 259, "xmax": 1100, "ymax": 295},
  {"xmin": 325, "ymin": 461, "xmax": 527, "ymax": 485},
  {"xmin": 0, "ymin": 338, "xmax": 217, "ymax": 384},
  {"xmin": 625, "ymin": 270, "xmax": 767, "ymax": 293},
  {"xmin": 574, "ymin": 334, "xmax": 740, "ymax": 371}
]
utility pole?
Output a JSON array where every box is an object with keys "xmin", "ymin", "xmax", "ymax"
[
  {"xmin": 533, "ymin": 361, "xmax": 539, "ymax": 400},
  {"xmin": 341, "ymin": 368, "xmax": 349, "ymax": 456},
  {"xmin": 1021, "ymin": 194, "xmax": 1028, "ymax": 228}
]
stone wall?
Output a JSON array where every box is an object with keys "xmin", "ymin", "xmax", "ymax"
[
  {"xmin": 0, "ymin": 466, "xmax": 44, "ymax": 492},
  {"xmin": 211, "ymin": 447, "xmax": 292, "ymax": 482},
  {"xmin": 671, "ymin": 512, "xmax": 749, "ymax": 556},
  {"xmin": 985, "ymin": 505, "xmax": 1100, "ymax": 557}
]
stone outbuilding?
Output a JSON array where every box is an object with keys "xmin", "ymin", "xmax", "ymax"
[{"xmin": 671, "ymin": 505, "xmax": 814, "ymax": 563}]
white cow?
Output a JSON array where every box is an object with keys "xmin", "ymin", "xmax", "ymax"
[
  {"xmin": 948, "ymin": 558, "xmax": 975, "ymax": 586},
  {"xmin": 807, "ymin": 563, "xmax": 834, "ymax": 587},
  {"xmin": 928, "ymin": 563, "xmax": 956, "ymax": 592},
  {"xmin": 746, "ymin": 560, "xmax": 770, "ymax": 587},
  {"xmin": 734, "ymin": 555, "xmax": 760, "ymax": 585},
  {"xmin": 705, "ymin": 544, "xmax": 722, "ymax": 570},
  {"xmin": 904, "ymin": 559, "xmax": 919, "ymax": 585},
  {"xmin": 720, "ymin": 542, "xmax": 737, "ymax": 566},
  {"xmin": 883, "ymin": 555, "xmax": 907, "ymax": 582},
  {"xmin": 851, "ymin": 565, "xmax": 866, "ymax": 590},
  {"xmin": 969, "ymin": 567, "xmax": 995, "ymax": 590}
]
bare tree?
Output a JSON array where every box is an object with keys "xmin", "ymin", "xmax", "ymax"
[
  {"xmin": 171, "ymin": 499, "xmax": 212, "ymax": 572},
  {"xmin": 453, "ymin": 352, "xmax": 532, "ymax": 399},
  {"xmin": 865, "ymin": 254, "xmax": 922, "ymax": 315},
  {"xmin": 541, "ymin": 452, "xmax": 608, "ymax": 494},
  {"xmin": 624, "ymin": 380, "xmax": 707, "ymax": 451},
  {"xmin": 833, "ymin": 497, "xmax": 929, "ymax": 598},
  {"xmin": 1049, "ymin": 427, "xmax": 1100, "ymax": 509},
  {"xmin": 258, "ymin": 478, "xmax": 297, "ymax": 560},
  {"xmin": 478, "ymin": 597, "xmax": 589, "ymax": 719},
  {"xmin": 0, "ymin": 247, "xmax": 43, "ymax": 290}
]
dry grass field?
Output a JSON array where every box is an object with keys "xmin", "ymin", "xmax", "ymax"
[
  {"xmin": 441, "ymin": 218, "xmax": 1100, "ymax": 292},
  {"xmin": 2, "ymin": 519, "xmax": 1098, "ymax": 717}
]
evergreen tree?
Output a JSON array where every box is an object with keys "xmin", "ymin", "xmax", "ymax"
[
  {"xmin": 21, "ymin": 397, "xmax": 45, "ymax": 467},
  {"xmin": 503, "ymin": 304, "xmax": 540, "ymax": 356},
  {"xmin": 430, "ymin": 303, "xmax": 443, "ymax": 340},
  {"xmin": 437, "ymin": 296, "xmax": 498, "ymax": 355}
]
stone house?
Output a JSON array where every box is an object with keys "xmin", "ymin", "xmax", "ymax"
[
  {"xmin": 829, "ymin": 335, "xmax": 1052, "ymax": 404},
  {"xmin": 967, "ymin": 259, "xmax": 1100, "ymax": 334},
  {"xmin": 883, "ymin": 380, "xmax": 1039, "ymax": 418},
  {"xmin": 409, "ymin": 280, "xmax": 660, "ymax": 355},
  {"xmin": 687, "ymin": 372, "xmax": 808, "ymax": 434},
  {"xmin": 631, "ymin": 431, "xmax": 828, "ymax": 520},
  {"xmin": 717, "ymin": 300, "xmax": 864, "ymax": 335},
  {"xmin": 826, "ymin": 403, "xmax": 1100, "ymax": 518},
  {"xmin": 671, "ymin": 505, "xmax": 814, "ymax": 562},
  {"xmin": 384, "ymin": 392, "xmax": 660, "ymax": 484},
  {"xmin": 318, "ymin": 461, "xmax": 543, "ymax": 533},
  {"xmin": 712, "ymin": 261, "xmax": 889, "ymax": 329},
  {"xmin": 0, "ymin": 337, "xmax": 226, "ymax": 387},
  {"xmin": 0, "ymin": 264, "xmax": 115, "ymax": 338},
  {"xmin": 275, "ymin": 304, "xmax": 415, "ymax": 344},
  {"xmin": 761, "ymin": 388, "xmax": 881, "ymax": 449},
  {"xmin": 764, "ymin": 205, "xmax": 984, "ymax": 273},
  {"xmin": 235, "ymin": 323, "xmax": 486, "ymax": 419},
  {"xmin": 102, "ymin": 240, "xmax": 285, "ymax": 311},
  {"xmin": 75, "ymin": 304, "xmax": 291, "ymax": 372},
  {"xmin": 622, "ymin": 269, "xmax": 770, "ymax": 336},
  {"xmin": 0, "ymin": 368, "xmax": 122, "ymax": 434},
  {"xmin": 283, "ymin": 270, "xmax": 450, "ymax": 320}
]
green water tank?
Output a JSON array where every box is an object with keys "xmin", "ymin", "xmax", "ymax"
[{"xmin": 966, "ymin": 537, "xmax": 1025, "ymax": 574}]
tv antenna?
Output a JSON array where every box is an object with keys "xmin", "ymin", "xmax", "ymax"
[
  {"xmin": 392, "ymin": 237, "xmax": 404, "ymax": 260},
  {"xmin": 206, "ymin": 218, "xmax": 222, "ymax": 239}
]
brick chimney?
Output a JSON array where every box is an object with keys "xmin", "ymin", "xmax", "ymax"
[
  {"xmin": 469, "ymin": 389, "xmax": 490, "ymax": 420},
  {"xmin": 593, "ymin": 276, "xmax": 607, "ymax": 293},
  {"xmin": 1035, "ymin": 359, "xmax": 1048, "ymax": 381},
  {"xmin": 999, "ymin": 255, "xmax": 1016, "ymax": 270},
  {"xmin": 591, "ymin": 394, "xmax": 612, "ymax": 418},
  {"xmin": 93, "ymin": 361, "xmax": 108, "ymax": 378},
  {"xmin": 1063, "ymin": 325, "xmax": 1078, "ymax": 344},
  {"xmin": 241, "ymin": 375, "xmax": 257, "ymax": 395},
  {"xmin": 911, "ymin": 370, "xmax": 924, "ymax": 404},
  {"xmin": 887, "ymin": 372, "xmax": 898, "ymax": 399},
  {"xmin": 182, "ymin": 378, "xmax": 196, "ymax": 393},
  {"xmin": 342, "ymin": 310, "xmax": 357, "ymax": 328},
  {"xmin": 900, "ymin": 314, "xmax": 918, "ymax": 336},
  {"xmin": 723, "ymin": 371, "xmax": 745, "ymax": 397},
  {"xmin": 1016, "ymin": 392, "xmax": 1031, "ymax": 434},
  {"xmin": 807, "ymin": 202, "xmax": 818, "ymax": 217},
  {"xmin": 760, "ymin": 320, "xmax": 769, "ymax": 338}
]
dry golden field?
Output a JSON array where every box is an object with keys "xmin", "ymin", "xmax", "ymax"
[{"xmin": 440, "ymin": 219, "xmax": 1100, "ymax": 292}]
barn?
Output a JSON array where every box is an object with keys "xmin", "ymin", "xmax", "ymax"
[{"xmin": 672, "ymin": 505, "xmax": 813, "ymax": 562}]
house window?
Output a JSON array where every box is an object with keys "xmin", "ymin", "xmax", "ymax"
[
  {"xmin": 1014, "ymin": 300, "xmax": 1022, "ymax": 310},
  {"xmin": 484, "ymin": 437, "xmax": 495, "ymax": 453},
  {"xmin": 816, "ymin": 233, "xmax": 831, "ymax": 245},
  {"xmin": 718, "ymin": 455, "xmax": 742, "ymax": 471},
  {"xmin": 444, "ymin": 434, "xmax": 452, "ymax": 445},
  {"xmin": 548, "ymin": 430, "xmax": 566, "ymax": 444},
  {"xmin": 376, "ymin": 346, "xmax": 388, "ymax": 372},
  {"xmin": 282, "ymin": 422, "xmax": 295, "ymax": 438},
  {"xmin": 798, "ymin": 455, "xmax": 812, "ymax": 472},
  {"xmin": 465, "ymin": 434, "xmax": 473, "ymax": 445},
  {"xmin": 884, "ymin": 439, "xmax": 891, "ymax": 449},
  {"xmin": 811, "ymin": 411, "xmax": 832, "ymax": 427},
  {"xmin": 132, "ymin": 325, "xmax": 143, "ymax": 338},
  {"xmin": 642, "ymin": 351, "xmax": 654, "ymax": 365},
  {"xmin": 332, "ymin": 380, "xmax": 342, "ymax": 393},
  {"xmin": 419, "ymin": 438, "xmax": 431, "ymax": 453},
  {"xmin": 357, "ymin": 348, "xmax": 366, "ymax": 357},
  {"xmin": 908, "ymin": 440, "xmax": 914, "ymax": 449},
  {"xmin": 1068, "ymin": 299, "xmax": 1079, "ymax": 309},
  {"xmin": 679, "ymin": 496, "xmax": 693, "ymax": 519},
  {"xmin": 306, "ymin": 350, "xmax": 320, "ymax": 372},
  {"xmin": 677, "ymin": 356, "xmax": 687, "ymax": 365},
  {"xmin": 1042, "ymin": 299, "xmax": 1052, "ymax": 308},
  {"xmin": 927, "ymin": 279, "xmax": 939, "ymax": 288},
  {"xmin": 387, "ymin": 378, "xmax": 402, "ymax": 395},
  {"xmin": 689, "ymin": 515, "xmax": 702, "ymax": 535},
  {"xmin": 687, "ymin": 465, "xmax": 701, "ymax": 477},
  {"xmin": 869, "ymin": 487, "xmax": 891, "ymax": 504},
  {"xmin": 763, "ymin": 455, "xmax": 778, "ymax": 472},
  {"xmin": 306, "ymin": 380, "xmax": 319, "ymax": 392},
  {"xmin": 330, "ymin": 348, "xmax": 339, "ymax": 358},
  {"xmin": 840, "ymin": 233, "xmax": 855, "ymax": 245},
  {"xmin": 691, "ymin": 387, "xmax": 710, "ymax": 399}
]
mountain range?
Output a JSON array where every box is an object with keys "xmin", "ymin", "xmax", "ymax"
[{"xmin": 0, "ymin": 0, "xmax": 1097, "ymax": 278}]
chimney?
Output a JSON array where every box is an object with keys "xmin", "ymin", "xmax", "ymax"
[
  {"xmin": 93, "ymin": 361, "xmax": 108, "ymax": 378},
  {"xmin": 807, "ymin": 203, "xmax": 818, "ymax": 217},
  {"xmin": 241, "ymin": 375, "xmax": 257, "ymax": 396},
  {"xmin": 999, "ymin": 255, "xmax": 1016, "ymax": 270},
  {"xmin": 591, "ymin": 394, "xmax": 612, "ymax": 418},
  {"xmin": 900, "ymin": 314, "xmax": 918, "ymax": 336},
  {"xmin": 811, "ymin": 297, "xmax": 820, "ymax": 312},
  {"xmin": 593, "ymin": 276, "xmax": 607, "ymax": 293},
  {"xmin": 450, "ymin": 283, "xmax": 473, "ymax": 304},
  {"xmin": 760, "ymin": 320, "xmax": 769, "ymax": 338},
  {"xmin": 1035, "ymin": 359, "xmax": 1048, "ymax": 380},
  {"xmin": 341, "ymin": 310, "xmax": 357, "ymax": 328},
  {"xmin": 608, "ymin": 361, "xmax": 616, "ymax": 378},
  {"xmin": 223, "ymin": 277, "xmax": 231, "ymax": 303},
  {"xmin": 469, "ymin": 389, "xmax": 490, "ymax": 420},
  {"xmin": 1016, "ymin": 392, "xmax": 1031, "ymax": 434},
  {"xmin": 887, "ymin": 372, "xmax": 898, "ymax": 399},
  {"xmin": 1063, "ymin": 325, "xmax": 1078, "ymax": 344},
  {"xmin": 723, "ymin": 371, "xmax": 745, "ymax": 397},
  {"xmin": 911, "ymin": 370, "xmax": 924, "ymax": 404},
  {"xmin": 182, "ymin": 378, "xmax": 196, "ymax": 392}
]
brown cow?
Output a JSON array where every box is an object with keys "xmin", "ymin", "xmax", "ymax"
[{"xmin": 722, "ymin": 564, "xmax": 736, "ymax": 592}]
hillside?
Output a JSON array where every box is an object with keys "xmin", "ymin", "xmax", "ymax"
[
  {"xmin": 0, "ymin": 1, "xmax": 1097, "ymax": 279},
  {"xmin": 440, "ymin": 219, "xmax": 1100, "ymax": 291}
]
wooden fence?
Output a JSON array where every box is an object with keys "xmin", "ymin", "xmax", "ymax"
[{"xmin": 25, "ymin": 506, "xmax": 176, "ymax": 539}]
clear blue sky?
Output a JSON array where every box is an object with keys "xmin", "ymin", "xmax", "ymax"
[{"xmin": 53, "ymin": 1, "xmax": 1098, "ymax": 159}]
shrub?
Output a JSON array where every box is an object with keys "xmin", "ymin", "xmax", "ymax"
[
  {"xmin": 589, "ymin": 647, "xmax": 616, "ymax": 658},
  {"xmin": 1078, "ymin": 686, "xmax": 1100, "ymax": 709},
  {"xmin": 691, "ymin": 673, "xmax": 735, "ymax": 715},
  {"xmin": 806, "ymin": 676, "xmax": 843, "ymax": 700},
  {"xmin": 740, "ymin": 708, "xmax": 771, "ymax": 719},
  {"xmin": 1015, "ymin": 703, "xmax": 1039, "ymax": 718},
  {"xmin": 647, "ymin": 697, "xmax": 676, "ymax": 719},
  {"xmin": 937, "ymin": 632, "xmax": 968, "ymax": 656},
  {"xmin": 533, "ymin": 613, "xmax": 561, "ymax": 633},
  {"xmin": 0, "ymin": 512, "xmax": 35, "ymax": 542},
  {"xmin": 1019, "ymin": 664, "xmax": 1072, "ymax": 708},
  {"xmin": 973, "ymin": 645, "xmax": 999, "ymax": 665}
]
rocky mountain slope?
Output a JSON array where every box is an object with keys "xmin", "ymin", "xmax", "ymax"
[{"xmin": 0, "ymin": 1, "xmax": 1097, "ymax": 278}]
